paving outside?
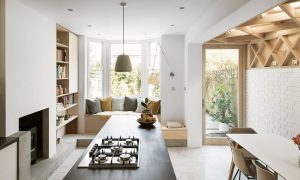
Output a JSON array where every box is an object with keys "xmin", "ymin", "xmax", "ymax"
[{"xmin": 206, "ymin": 113, "xmax": 229, "ymax": 137}]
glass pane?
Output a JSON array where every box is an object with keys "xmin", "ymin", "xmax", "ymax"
[
  {"xmin": 148, "ymin": 41, "xmax": 160, "ymax": 99},
  {"xmin": 88, "ymin": 40, "xmax": 103, "ymax": 98},
  {"xmin": 205, "ymin": 49, "xmax": 239, "ymax": 138},
  {"xmin": 110, "ymin": 44, "xmax": 142, "ymax": 96}
]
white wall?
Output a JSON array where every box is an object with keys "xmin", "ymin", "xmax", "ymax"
[
  {"xmin": 0, "ymin": 0, "xmax": 5, "ymax": 136},
  {"xmin": 246, "ymin": 69, "xmax": 300, "ymax": 138},
  {"xmin": 5, "ymin": 0, "xmax": 56, "ymax": 156},
  {"xmin": 184, "ymin": 0, "xmax": 285, "ymax": 147},
  {"xmin": 78, "ymin": 35, "xmax": 88, "ymax": 133},
  {"xmin": 161, "ymin": 35, "xmax": 185, "ymax": 123}
]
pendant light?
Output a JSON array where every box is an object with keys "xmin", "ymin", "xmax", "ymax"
[
  {"xmin": 147, "ymin": 42, "xmax": 175, "ymax": 85},
  {"xmin": 115, "ymin": 1, "xmax": 132, "ymax": 72},
  {"xmin": 148, "ymin": 42, "xmax": 159, "ymax": 85}
]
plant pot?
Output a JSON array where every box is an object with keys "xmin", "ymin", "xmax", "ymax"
[{"xmin": 218, "ymin": 123, "xmax": 229, "ymax": 132}]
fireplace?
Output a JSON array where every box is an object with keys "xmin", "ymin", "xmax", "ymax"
[{"xmin": 19, "ymin": 108, "xmax": 49, "ymax": 163}]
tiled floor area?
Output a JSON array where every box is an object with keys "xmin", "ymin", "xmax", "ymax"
[{"xmin": 48, "ymin": 145, "xmax": 243, "ymax": 180}]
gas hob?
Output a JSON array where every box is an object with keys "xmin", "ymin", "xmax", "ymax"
[{"xmin": 78, "ymin": 136, "xmax": 140, "ymax": 169}]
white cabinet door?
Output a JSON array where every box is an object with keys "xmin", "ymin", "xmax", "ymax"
[
  {"xmin": 69, "ymin": 32, "xmax": 79, "ymax": 93},
  {"xmin": 0, "ymin": 142, "xmax": 17, "ymax": 180}
]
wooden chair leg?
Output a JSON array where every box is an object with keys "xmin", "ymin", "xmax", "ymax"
[{"xmin": 228, "ymin": 158, "xmax": 235, "ymax": 180}]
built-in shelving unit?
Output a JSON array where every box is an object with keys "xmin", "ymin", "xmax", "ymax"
[{"xmin": 56, "ymin": 25, "xmax": 79, "ymax": 141}]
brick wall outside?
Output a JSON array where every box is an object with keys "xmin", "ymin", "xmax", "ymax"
[{"xmin": 246, "ymin": 68, "xmax": 300, "ymax": 138}]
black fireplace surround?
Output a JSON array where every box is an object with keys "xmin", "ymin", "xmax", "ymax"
[{"xmin": 19, "ymin": 110, "xmax": 44, "ymax": 164}]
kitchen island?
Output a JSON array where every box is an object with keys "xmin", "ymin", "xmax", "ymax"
[{"xmin": 64, "ymin": 115, "xmax": 177, "ymax": 180}]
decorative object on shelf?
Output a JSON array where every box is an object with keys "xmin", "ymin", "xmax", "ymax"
[
  {"xmin": 115, "ymin": 1, "xmax": 132, "ymax": 72},
  {"xmin": 57, "ymin": 65, "xmax": 66, "ymax": 78},
  {"xmin": 292, "ymin": 59, "xmax": 298, "ymax": 66}
]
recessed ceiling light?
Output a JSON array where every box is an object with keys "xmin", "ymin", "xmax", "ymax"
[
  {"xmin": 170, "ymin": 24, "xmax": 175, "ymax": 27},
  {"xmin": 179, "ymin": 7, "xmax": 185, "ymax": 10},
  {"xmin": 88, "ymin": 25, "xmax": 92, "ymax": 28},
  {"xmin": 67, "ymin": 9, "xmax": 73, "ymax": 12}
]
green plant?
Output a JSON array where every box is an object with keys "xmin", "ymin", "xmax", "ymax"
[{"xmin": 209, "ymin": 85, "xmax": 236, "ymax": 125}]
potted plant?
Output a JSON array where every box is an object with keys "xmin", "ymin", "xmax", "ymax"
[
  {"xmin": 209, "ymin": 86, "xmax": 236, "ymax": 132},
  {"xmin": 139, "ymin": 98, "xmax": 156, "ymax": 124}
]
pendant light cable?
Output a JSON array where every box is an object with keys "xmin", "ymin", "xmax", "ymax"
[{"xmin": 122, "ymin": 2, "xmax": 125, "ymax": 55}]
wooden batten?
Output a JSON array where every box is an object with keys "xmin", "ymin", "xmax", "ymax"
[{"xmin": 205, "ymin": 0, "xmax": 300, "ymax": 69}]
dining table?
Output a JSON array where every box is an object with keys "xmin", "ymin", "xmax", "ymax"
[{"xmin": 227, "ymin": 134, "xmax": 300, "ymax": 180}]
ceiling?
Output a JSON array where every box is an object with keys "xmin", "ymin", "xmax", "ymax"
[{"xmin": 18, "ymin": 0, "xmax": 217, "ymax": 40}]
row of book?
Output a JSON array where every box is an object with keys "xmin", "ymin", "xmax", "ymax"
[
  {"xmin": 57, "ymin": 94, "xmax": 75, "ymax": 107},
  {"xmin": 57, "ymin": 49, "xmax": 67, "ymax": 61},
  {"xmin": 57, "ymin": 65, "xmax": 67, "ymax": 78}
]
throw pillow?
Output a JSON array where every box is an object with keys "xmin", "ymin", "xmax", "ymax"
[
  {"xmin": 135, "ymin": 97, "xmax": 146, "ymax": 113},
  {"xmin": 112, "ymin": 97, "xmax": 125, "ymax": 111},
  {"xmin": 86, "ymin": 99, "xmax": 101, "ymax": 114},
  {"xmin": 100, "ymin": 97, "xmax": 112, "ymax": 111},
  {"xmin": 124, "ymin": 96, "xmax": 137, "ymax": 111},
  {"xmin": 148, "ymin": 100, "xmax": 161, "ymax": 115}
]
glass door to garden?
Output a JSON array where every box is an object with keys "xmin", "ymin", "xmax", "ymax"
[{"xmin": 203, "ymin": 45, "xmax": 244, "ymax": 144}]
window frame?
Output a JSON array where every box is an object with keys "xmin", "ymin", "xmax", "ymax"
[
  {"xmin": 87, "ymin": 38, "xmax": 105, "ymax": 99},
  {"xmin": 87, "ymin": 38, "xmax": 161, "ymax": 99}
]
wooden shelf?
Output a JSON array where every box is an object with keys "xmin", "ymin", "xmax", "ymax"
[
  {"xmin": 57, "ymin": 42, "xmax": 69, "ymax": 48},
  {"xmin": 56, "ymin": 61, "xmax": 69, "ymax": 64},
  {"xmin": 56, "ymin": 92, "xmax": 78, "ymax": 98},
  {"xmin": 56, "ymin": 115, "xmax": 78, "ymax": 130},
  {"xmin": 57, "ymin": 78, "xmax": 69, "ymax": 80},
  {"xmin": 57, "ymin": 103, "xmax": 78, "ymax": 113},
  {"xmin": 57, "ymin": 93, "xmax": 69, "ymax": 98}
]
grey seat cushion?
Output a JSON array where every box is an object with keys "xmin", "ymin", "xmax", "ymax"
[
  {"xmin": 124, "ymin": 96, "xmax": 137, "ymax": 111},
  {"xmin": 86, "ymin": 99, "xmax": 101, "ymax": 114},
  {"xmin": 112, "ymin": 97, "xmax": 125, "ymax": 111}
]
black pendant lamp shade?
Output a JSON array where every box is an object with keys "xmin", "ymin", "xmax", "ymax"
[
  {"xmin": 115, "ymin": 54, "xmax": 132, "ymax": 72},
  {"xmin": 115, "ymin": 1, "xmax": 132, "ymax": 72}
]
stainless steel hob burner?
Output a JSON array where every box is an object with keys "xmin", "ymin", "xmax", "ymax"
[{"xmin": 78, "ymin": 136, "xmax": 140, "ymax": 169}]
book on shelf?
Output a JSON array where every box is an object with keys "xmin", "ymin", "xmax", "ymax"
[{"xmin": 56, "ymin": 49, "xmax": 67, "ymax": 61}]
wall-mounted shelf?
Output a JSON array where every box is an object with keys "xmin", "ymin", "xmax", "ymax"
[
  {"xmin": 57, "ymin": 78, "xmax": 69, "ymax": 80},
  {"xmin": 56, "ymin": 115, "xmax": 78, "ymax": 130},
  {"xmin": 57, "ymin": 42, "xmax": 69, "ymax": 48},
  {"xmin": 57, "ymin": 103, "xmax": 78, "ymax": 113},
  {"xmin": 56, "ymin": 61, "xmax": 69, "ymax": 64}
]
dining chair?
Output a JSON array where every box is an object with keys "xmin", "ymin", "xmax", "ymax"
[
  {"xmin": 228, "ymin": 128, "xmax": 257, "ymax": 180},
  {"xmin": 253, "ymin": 160, "xmax": 278, "ymax": 180},
  {"xmin": 232, "ymin": 146, "xmax": 257, "ymax": 180}
]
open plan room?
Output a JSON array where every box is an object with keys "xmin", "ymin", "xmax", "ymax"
[{"xmin": 1, "ymin": 0, "xmax": 300, "ymax": 179}]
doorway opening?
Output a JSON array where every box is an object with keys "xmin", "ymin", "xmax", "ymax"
[{"xmin": 202, "ymin": 45, "xmax": 245, "ymax": 144}]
